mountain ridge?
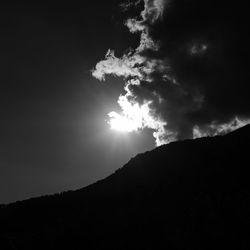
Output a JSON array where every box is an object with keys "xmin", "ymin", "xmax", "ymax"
[{"xmin": 0, "ymin": 124, "xmax": 250, "ymax": 249}]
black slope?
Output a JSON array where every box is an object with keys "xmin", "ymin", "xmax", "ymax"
[{"xmin": 1, "ymin": 125, "xmax": 250, "ymax": 250}]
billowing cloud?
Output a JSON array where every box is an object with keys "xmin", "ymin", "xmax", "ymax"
[
  {"xmin": 92, "ymin": 49, "xmax": 144, "ymax": 81},
  {"xmin": 92, "ymin": 0, "xmax": 250, "ymax": 145}
]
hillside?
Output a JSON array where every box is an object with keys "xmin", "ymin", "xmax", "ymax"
[{"xmin": 1, "ymin": 125, "xmax": 250, "ymax": 250}]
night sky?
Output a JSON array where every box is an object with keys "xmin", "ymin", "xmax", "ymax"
[{"xmin": 1, "ymin": 0, "xmax": 250, "ymax": 203}]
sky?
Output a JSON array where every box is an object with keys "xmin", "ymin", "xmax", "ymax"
[{"xmin": 1, "ymin": 0, "xmax": 250, "ymax": 203}]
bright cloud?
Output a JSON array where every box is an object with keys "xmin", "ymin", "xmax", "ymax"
[
  {"xmin": 107, "ymin": 80, "xmax": 168, "ymax": 145},
  {"xmin": 92, "ymin": 50, "xmax": 144, "ymax": 81}
]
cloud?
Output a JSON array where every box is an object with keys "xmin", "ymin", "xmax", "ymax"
[
  {"xmin": 92, "ymin": 49, "xmax": 144, "ymax": 81},
  {"xmin": 189, "ymin": 43, "xmax": 208, "ymax": 56},
  {"xmin": 142, "ymin": 0, "xmax": 167, "ymax": 23},
  {"xmin": 120, "ymin": 0, "xmax": 142, "ymax": 12},
  {"xmin": 193, "ymin": 117, "xmax": 250, "ymax": 139},
  {"xmin": 92, "ymin": 0, "xmax": 250, "ymax": 145}
]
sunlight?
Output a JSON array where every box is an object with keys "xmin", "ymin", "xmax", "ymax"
[
  {"xmin": 108, "ymin": 112, "xmax": 141, "ymax": 132},
  {"xmin": 106, "ymin": 95, "xmax": 167, "ymax": 145},
  {"xmin": 107, "ymin": 99, "xmax": 146, "ymax": 133}
]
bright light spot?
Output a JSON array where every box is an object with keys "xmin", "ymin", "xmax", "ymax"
[
  {"xmin": 108, "ymin": 100, "xmax": 146, "ymax": 133},
  {"xmin": 108, "ymin": 112, "xmax": 140, "ymax": 132}
]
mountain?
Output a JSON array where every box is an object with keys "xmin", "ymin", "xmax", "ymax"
[{"xmin": 1, "ymin": 125, "xmax": 250, "ymax": 250}]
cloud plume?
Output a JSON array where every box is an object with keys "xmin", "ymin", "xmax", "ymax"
[{"xmin": 92, "ymin": 0, "xmax": 250, "ymax": 145}]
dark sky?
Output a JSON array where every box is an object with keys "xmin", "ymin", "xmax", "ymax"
[
  {"xmin": 1, "ymin": 0, "xmax": 250, "ymax": 203},
  {"xmin": 0, "ymin": 0, "xmax": 154, "ymax": 203}
]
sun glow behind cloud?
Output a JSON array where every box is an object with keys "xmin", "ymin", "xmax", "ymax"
[
  {"xmin": 108, "ymin": 96, "xmax": 151, "ymax": 133},
  {"xmin": 106, "ymin": 90, "xmax": 168, "ymax": 145},
  {"xmin": 108, "ymin": 113, "xmax": 136, "ymax": 132},
  {"xmin": 108, "ymin": 106, "xmax": 142, "ymax": 133}
]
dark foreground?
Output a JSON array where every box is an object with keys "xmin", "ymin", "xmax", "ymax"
[{"xmin": 1, "ymin": 125, "xmax": 250, "ymax": 249}]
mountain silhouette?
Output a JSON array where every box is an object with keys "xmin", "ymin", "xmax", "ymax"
[{"xmin": 1, "ymin": 125, "xmax": 250, "ymax": 250}]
